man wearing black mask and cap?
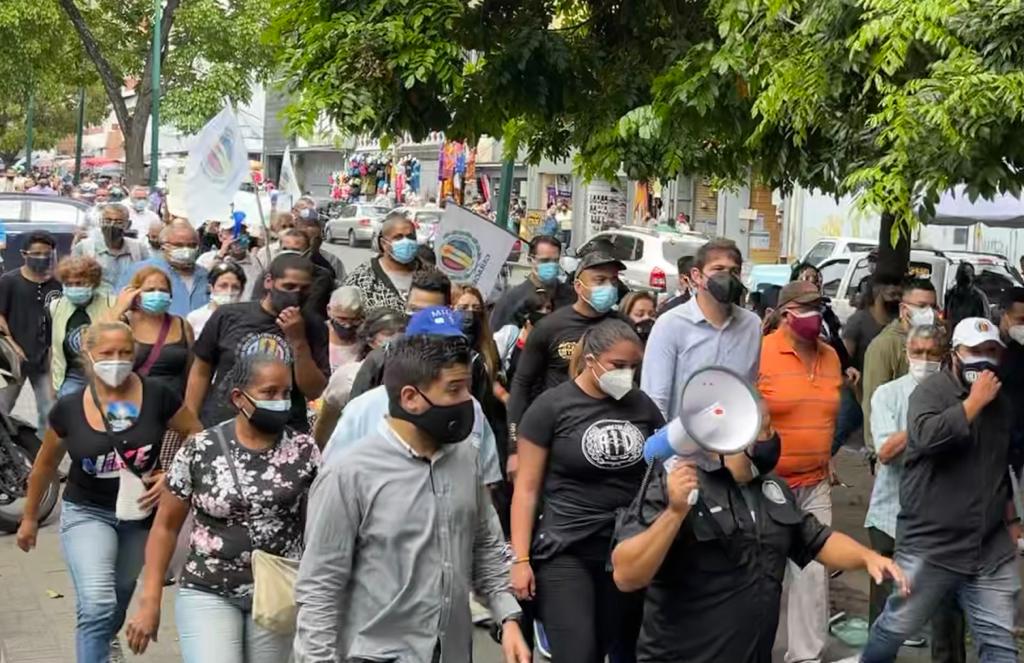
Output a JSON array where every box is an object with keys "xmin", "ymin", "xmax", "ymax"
[
  {"xmin": 185, "ymin": 252, "xmax": 328, "ymax": 433},
  {"xmin": 641, "ymin": 238, "xmax": 761, "ymax": 421}
]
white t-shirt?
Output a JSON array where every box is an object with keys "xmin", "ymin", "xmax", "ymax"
[
  {"xmin": 129, "ymin": 208, "xmax": 162, "ymax": 235},
  {"xmin": 187, "ymin": 304, "xmax": 216, "ymax": 338},
  {"xmin": 384, "ymin": 269, "xmax": 413, "ymax": 297}
]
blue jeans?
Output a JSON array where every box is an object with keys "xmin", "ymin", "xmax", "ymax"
[
  {"xmin": 176, "ymin": 587, "xmax": 293, "ymax": 663},
  {"xmin": 831, "ymin": 386, "xmax": 862, "ymax": 455},
  {"xmin": 0, "ymin": 370, "xmax": 52, "ymax": 432},
  {"xmin": 59, "ymin": 500, "xmax": 150, "ymax": 663},
  {"xmin": 862, "ymin": 550, "xmax": 1020, "ymax": 662}
]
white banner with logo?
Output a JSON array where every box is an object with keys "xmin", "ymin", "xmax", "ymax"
[
  {"xmin": 277, "ymin": 145, "xmax": 302, "ymax": 212},
  {"xmin": 435, "ymin": 205, "xmax": 517, "ymax": 299},
  {"xmin": 183, "ymin": 106, "xmax": 250, "ymax": 228}
]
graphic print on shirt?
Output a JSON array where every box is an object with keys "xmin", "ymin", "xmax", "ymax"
[
  {"xmin": 556, "ymin": 341, "xmax": 577, "ymax": 360},
  {"xmin": 81, "ymin": 442, "xmax": 155, "ymax": 478},
  {"xmin": 235, "ymin": 331, "xmax": 295, "ymax": 364},
  {"xmin": 580, "ymin": 419, "xmax": 645, "ymax": 469},
  {"xmin": 66, "ymin": 323, "xmax": 87, "ymax": 357},
  {"xmin": 43, "ymin": 288, "xmax": 62, "ymax": 309},
  {"xmin": 105, "ymin": 401, "xmax": 139, "ymax": 432}
]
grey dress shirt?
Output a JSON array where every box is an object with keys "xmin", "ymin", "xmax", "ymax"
[{"xmin": 294, "ymin": 421, "xmax": 520, "ymax": 662}]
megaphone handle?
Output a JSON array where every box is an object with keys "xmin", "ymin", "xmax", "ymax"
[{"xmin": 687, "ymin": 488, "xmax": 699, "ymax": 506}]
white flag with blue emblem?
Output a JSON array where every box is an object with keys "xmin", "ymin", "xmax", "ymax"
[
  {"xmin": 184, "ymin": 105, "xmax": 249, "ymax": 228},
  {"xmin": 435, "ymin": 205, "xmax": 517, "ymax": 299},
  {"xmin": 277, "ymin": 145, "xmax": 302, "ymax": 211}
]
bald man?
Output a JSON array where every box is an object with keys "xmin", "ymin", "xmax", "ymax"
[{"xmin": 117, "ymin": 220, "xmax": 210, "ymax": 315}]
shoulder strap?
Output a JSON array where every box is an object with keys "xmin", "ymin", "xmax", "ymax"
[
  {"xmin": 87, "ymin": 379, "xmax": 145, "ymax": 478},
  {"xmin": 136, "ymin": 314, "xmax": 173, "ymax": 376},
  {"xmin": 211, "ymin": 424, "xmax": 248, "ymax": 506}
]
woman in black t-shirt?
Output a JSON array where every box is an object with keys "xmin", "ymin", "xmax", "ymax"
[
  {"xmin": 511, "ymin": 318, "xmax": 665, "ymax": 663},
  {"xmin": 124, "ymin": 352, "xmax": 320, "ymax": 661},
  {"xmin": 16, "ymin": 321, "xmax": 202, "ymax": 663}
]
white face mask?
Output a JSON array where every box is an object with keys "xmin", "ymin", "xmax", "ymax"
[
  {"xmin": 1009, "ymin": 325, "xmax": 1024, "ymax": 346},
  {"xmin": 210, "ymin": 292, "xmax": 240, "ymax": 307},
  {"xmin": 590, "ymin": 358, "xmax": 634, "ymax": 400},
  {"xmin": 908, "ymin": 358, "xmax": 941, "ymax": 383},
  {"xmin": 91, "ymin": 358, "xmax": 133, "ymax": 388},
  {"xmin": 905, "ymin": 305, "xmax": 935, "ymax": 328}
]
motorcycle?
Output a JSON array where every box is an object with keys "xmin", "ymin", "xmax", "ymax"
[{"xmin": 0, "ymin": 338, "xmax": 59, "ymax": 533}]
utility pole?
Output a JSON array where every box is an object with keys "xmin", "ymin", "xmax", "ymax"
[
  {"xmin": 149, "ymin": 0, "xmax": 162, "ymax": 187},
  {"xmin": 495, "ymin": 151, "xmax": 516, "ymax": 234},
  {"xmin": 74, "ymin": 87, "xmax": 85, "ymax": 184},
  {"xmin": 24, "ymin": 90, "xmax": 34, "ymax": 172}
]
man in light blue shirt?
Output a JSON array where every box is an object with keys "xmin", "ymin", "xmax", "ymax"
[
  {"xmin": 72, "ymin": 202, "xmax": 149, "ymax": 290},
  {"xmin": 117, "ymin": 220, "xmax": 209, "ymax": 316},
  {"xmin": 865, "ymin": 323, "xmax": 946, "ymax": 627},
  {"xmin": 641, "ymin": 239, "xmax": 761, "ymax": 420}
]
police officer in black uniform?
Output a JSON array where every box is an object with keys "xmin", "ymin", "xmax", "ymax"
[{"xmin": 612, "ymin": 427, "xmax": 908, "ymax": 663}]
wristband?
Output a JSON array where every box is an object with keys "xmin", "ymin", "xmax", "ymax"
[{"xmin": 511, "ymin": 555, "xmax": 530, "ymax": 564}]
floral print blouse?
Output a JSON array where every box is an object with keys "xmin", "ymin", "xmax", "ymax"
[{"xmin": 167, "ymin": 421, "xmax": 321, "ymax": 599}]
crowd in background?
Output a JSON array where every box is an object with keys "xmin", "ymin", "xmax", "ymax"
[{"xmin": 0, "ymin": 185, "xmax": 1020, "ymax": 663}]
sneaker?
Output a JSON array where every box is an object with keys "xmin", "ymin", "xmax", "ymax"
[
  {"xmin": 902, "ymin": 637, "xmax": 927, "ymax": 647},
  {"xmin": 533, "ymin": 621, "xmax": 552, "ymax": 660},
  {"xmin": 109, "ymin": 638, "xmax": 125, "ymax": 663}
]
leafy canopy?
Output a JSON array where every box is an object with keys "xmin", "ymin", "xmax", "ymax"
[{"xmin": 273, "ymin": 0, "xmax": 1024, "ymax": 248}]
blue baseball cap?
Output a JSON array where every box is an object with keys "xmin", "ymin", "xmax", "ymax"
[{"xmin": 405, "ymin": 306, "xmax": 465, "ymax": 338}]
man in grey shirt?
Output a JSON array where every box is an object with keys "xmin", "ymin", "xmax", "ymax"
[{"xmin": 295, "ymin": 332, "xmax": 530, "ymax": 663}]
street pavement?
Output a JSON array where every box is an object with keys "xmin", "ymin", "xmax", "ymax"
[{"xmin": 0, "ymin": 240, "xmax": 1008, "ymax": 661}]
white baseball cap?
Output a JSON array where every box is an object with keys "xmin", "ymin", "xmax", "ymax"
[{"xmin": 952, "ymin": 317, "xmax": 1005, "ymax": 349}]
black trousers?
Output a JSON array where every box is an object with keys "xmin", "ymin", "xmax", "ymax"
[
  {"xmin": 866, "ymin": 527, "xmax": 966, "ymax": 662},
  {"xmin": 534, "ymin": 553, "xmax": 644, "ymax": 663}
]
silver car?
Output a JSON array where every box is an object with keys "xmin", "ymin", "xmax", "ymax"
[
  {"xmin": 574, "ymin": 226, "xmax": 708, "ymax": 294},
  {"xmin": 325, "ymin": 203, "xmax": 391, "ymax": 247}
]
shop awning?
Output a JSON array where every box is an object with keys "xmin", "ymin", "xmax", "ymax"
[{"xmin": 929, "ymin": 186, "xmax": 1024, "ymax": 228}]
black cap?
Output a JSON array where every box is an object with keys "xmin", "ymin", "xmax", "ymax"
[{"xmin": 577, "ymin": 250, "xmax": 626, "ymax": 273}]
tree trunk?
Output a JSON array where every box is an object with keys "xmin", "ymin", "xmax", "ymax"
[
  {"xmin": 875, "ymin": 211, "xmax": 911, "ymax": 283},
  {"xmin": 123, "ymin": 96, "xmax": 151, "ymax": 186}
]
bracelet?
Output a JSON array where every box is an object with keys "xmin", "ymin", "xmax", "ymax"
[{"xmin": 511, "ymin": 556, "xmax": 530, "ymax": 564}]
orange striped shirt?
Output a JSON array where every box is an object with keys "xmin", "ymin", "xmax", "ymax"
[{"xmin": 758, "ymin": 330, "xmax": 842, "ymax": 488}]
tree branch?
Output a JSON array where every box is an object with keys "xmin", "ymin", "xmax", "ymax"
[{"xmin": 56, "ymin": 0, "xmax": 131, "ymax": 136}]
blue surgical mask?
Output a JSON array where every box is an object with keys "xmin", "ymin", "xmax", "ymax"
[
  {"xmin": 140, "ymin": 291, "xmax": 172, "ymax": 314},
  {"xmin": 389, "ymin": 238, "xmax": 419, "ymax": 264},
  {"xmin": 64, "ymin": 286, "xmax": 94, "ymax": 306},
  {"xmin": 583, "ymin": 283, "xmax": 618, "ymax": 313},
  {"xmin": 536, "ymin": 261, "xmax": 560, "ymax": 283}
]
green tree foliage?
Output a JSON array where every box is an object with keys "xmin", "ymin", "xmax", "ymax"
[
  {"xmin": 0, "ymin": 2, "xmax": 105, "ymax": 163},
  {"xmin": 273, "ymin": 0, "xmax": 1024, "ymax": 275},
  {"xmin": 58, "ymin": 0, "xmax": 274, "ymax": 184}
]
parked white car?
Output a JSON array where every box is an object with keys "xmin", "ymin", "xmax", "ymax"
[
  {"xmin": 573, "ymin": 226, "xmax": 708, "ymax": 293},
  {"xmin": 801, "ymin": 236, "xmax": 879, "ymax": 267},
  {"xmin": 325, "ymin": 203, "xmax": 391, "ymax": 247}
]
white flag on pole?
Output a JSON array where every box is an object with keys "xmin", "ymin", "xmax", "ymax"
[
  {"xmin": 278, "ymin": 145, "xmax": 302, "ymax": 211},
  {"xmin": 435, "ymin": 205, "xmax": 517, "ymax": 299},
  {"xmin": 183, "ymin": 106, "xmax": 250, "ymax": 229}
]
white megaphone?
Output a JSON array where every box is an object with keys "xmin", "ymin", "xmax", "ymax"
[{"xmin": 643, "ymin": 366, "xmax": 763, "ymax": 505}]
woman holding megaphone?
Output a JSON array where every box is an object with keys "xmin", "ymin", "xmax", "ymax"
[{"xmin": 510, "ymin": 318, "xmax": 665, "ymax": 663}]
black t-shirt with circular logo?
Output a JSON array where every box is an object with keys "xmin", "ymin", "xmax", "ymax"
[
  {"xmin": 518, "ymin": 380, "xmax": 665, "ymax": 561},
  {"xmin": 63, "ymin": 307, "xmax": 92, "ymax": 378},
  {"xmin": 193, "ymin": 301, "xmax": 329, "ymax": 432}
]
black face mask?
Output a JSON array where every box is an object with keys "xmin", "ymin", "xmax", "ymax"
[
  {"xmin": 101, "ymin": 225, "xmax": 125, "ymax": 245},
  {"xmin": 331, "ymin": 320, "xmax": 359, "ymax": 341},
  {"xmin": 745, "ymin": 432, "xmax": 782, "ymax": 477},
  {"xmin": 270, "ymin": 287, "xmax": 304, "ymax": 314},
  {"xmin": 25, "ymin": 254, "xmax": 52, "ymax": 275},
  {"xmin": 241, "ymin": 393, "xmax": 291, "ymax": 435},
  {"xmin": 149, "ymin": 240, "xmax": 162, "ymax": 251},
  {"xmin": 705, "ymin": 272, "xmax": 744, "ymax": 306},
  {"xmin": 460, "ymin": 312, "xmax": 481, "ymax": 343},
  {"xmin": 526, "ymin": 310, "xmax": 547, "ymax": 326},
  {"xmin": 634, "ymin": 318, "xmax": 655, "ymax": 343},
  {"xmin": 389, "ymin": 389, "xmax": 475, "ymax": 444}
]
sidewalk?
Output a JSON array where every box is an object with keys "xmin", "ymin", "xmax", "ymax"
[{"xmin": 0, "ymin": 502, "xmax": 181, "ymax": 663}]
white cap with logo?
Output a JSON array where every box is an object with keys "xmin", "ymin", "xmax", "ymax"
[{"xmin": 952, "ymin": 317, "xmax": 1005, "ymax": 349}]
